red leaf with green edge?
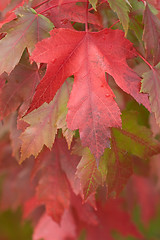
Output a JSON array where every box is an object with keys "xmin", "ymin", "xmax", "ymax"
[
  {"xmin": 33, "ymin": 210, "xmax": 77, "ymax": 240},
  {"xmin": 75, "ymin": 146, "xmax": 107, "ymax": 200},
  {"xmin": 0, "ymin": 6, "xmax": 53, "ymax": 75},
  {"xmin": 107, "ymin": 0, "xmax": 130, "ymax": 34},
  {"xmin": 20, "ymin": 79, "xmax": 74, "ymax": 163},
  {"xmin": 141, "ymin": 63, "xmax": 160, "ymax": 126},
  {"xmin": 0, "ymin": 51, "xmax": 40, "ymax": 120},
  {"xmin": 143, "ymin": 4, "xmax": 160, "ymax": 65},
  {"xmin": 30, "ymin": 28, "xmax": 150, "ymax": 162},
  {"xmin": 32, "ymin": 144, "xmax": 70, "ymax": 224}
]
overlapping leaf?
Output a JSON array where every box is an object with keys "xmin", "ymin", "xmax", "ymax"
[
  {"xmin": 33, "ymin": 210, "xmax": 76, "ymax": 240},
  {"xmin": 143, "ymin": 4, "xmax": 160, "ymax": 65},
  {"xmin": 0, "ymin": 0, "xmax": 26, "ymax": 28},
  {"xmin": 30, "ymin": 28, "xmax": 150, "ymax": 162},
  {"xmin": 106, "ymin": 110, "xmax": 160, "ymax": 196},
  {"xmin": 83, "ymin": 199, "xmax": 142, "ymax": 240},
  {"xmin": 58, "ymin": 139, "xmax": 81, "ymax": 195},
  {"xmin": 75, "ymin": 110, "xmax": 160, "ymax": 199},
  {"xmin": 107, "ymin": 0, "xmax": 130, "ymax": 34},
  {"xmin": 76, "ymin": 146, "xmax": 107, "ymax": 200},
  {"xmin": 89, "ymin": 0, "xmax": 98, "ymax": 10},
  {"xmin": 0, "ymin": 51, "xmax": 40, "ymax": 119},
  {"xmin": 32, "ymin": 145, "xmax": 70, "ymax": 223},
  {"xmin": 0, "ymin": 6, "xmax": 53, "ymax": 75},
  {"xmin": 20, "ymin": 79, "xmax": 74, "ymax": 162},
  {"xmin": 141, "ymin": 63, "xmax": 160, "ymax": 126},
  {"xmin": 46, "ymin": 0, "xmax": 100, "ymax": 28}
]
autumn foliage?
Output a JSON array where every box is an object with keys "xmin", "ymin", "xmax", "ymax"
[{"xmin": 0, "ymin": 0, "xmax": 160, "ymax": 239}]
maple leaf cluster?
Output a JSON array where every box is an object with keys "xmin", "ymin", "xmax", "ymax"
[{"xmin": 0, "ymin": 0, "xmax": 160, "ymax": 239}]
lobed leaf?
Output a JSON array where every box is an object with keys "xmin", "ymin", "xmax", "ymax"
[
  {"xmin": 75, "ymin": 110, "xmax": 160, "ymax": 199},
  {"xmin": 20, "ymin": 79, "xmax": 74, "ymax": 162},
  {"xmin": 0, "ymin": 6, "xmax": 53, "ymax": 75},
  {"xmin": 141, "ymin": 63, "xmax": 160, "ymax": 126},
  {"xmin": 47, "ymin": 0, "xmax": 100, "ymax": 28},
  {"xmin": 30, "ymin": 28, "xmax": 150, "ymax": 162},
  {"xmin": 33, "ymin": 145, "xmax": 70, "ymax": 223},
  {"xmin": 0, "ymin": 51, "xmax": 40, "ymax": 119},
  {"xmin": 143, "ymin": 4, "xmax": 160, "ymax": 65},
  {"xmin": 76, "ymin": 147, "xmax": 107, "ymax": 200}
]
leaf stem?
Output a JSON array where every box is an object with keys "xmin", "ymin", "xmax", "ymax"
[
  {"xmin": 33, "ymin": 0, "xmax": 50, "ymax": 10},
  {"xmin": 88, "ymin": 0, "xmax": 107, "ymax": 11},
  {"xmin": 109, "ymin": 19, "xmax": 120, "ymax": 29},
  {"xmin": 85, "ymin": 1, "xmax": 89, "ymax": 32},
  {"xmin": 38, "ymin": 1, "xmax": 81, "ymax": 15},
  {"xmin": 136, "ymin": 51, "xmax": 154, "ymax": 70}
]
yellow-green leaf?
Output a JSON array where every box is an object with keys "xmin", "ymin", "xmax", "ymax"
[{"xmin": 108, "ymin": 0, "xmax": 130, "ymax": 35}]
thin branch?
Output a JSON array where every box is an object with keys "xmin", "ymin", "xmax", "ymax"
[
  {"xmin": 109, "ymin": 19, "xmax": 120, "ymax": 29},
  {"xmin": 136, "ymin": 51, "xmax": 154, "ymax": 70},
  {"xmin": 38, "ymin": 1, "xmax": 81, "ymax": 15},
  {"xmin": 85, "ymin": 1, "xmax": 89, "ymax": 32},
  {"xmin": 33, "ymin": 0, "xmax": 50, "ymax": 10}
]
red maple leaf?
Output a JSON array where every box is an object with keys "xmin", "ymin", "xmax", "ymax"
[
  {"xmin": 37, "ymin": 0, "xmax": 100, "ymax": 28},
  {"xmin": 30, "ymin": 27, "xmax": 150, "ymax": 162},
  {"xmin": 31, "ymin": 144, "xmax": 70, "ymax": 223}
]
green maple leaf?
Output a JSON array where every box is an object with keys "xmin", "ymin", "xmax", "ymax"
[
  {"xmin": 89, "ymin": 0, "xmax": 98, "ymax": 10},
  {"xmin": 108, "ymin": 0, "xmax": 130, "ymax": 35}
]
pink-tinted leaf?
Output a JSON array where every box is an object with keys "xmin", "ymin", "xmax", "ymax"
[
  {"xmin": 58, "ymin": 139, "xmax": 81, "ymax": 195},
  {"xmin": 141, "ymin": 64, "xmax": 160, "ymax": 126},
  {"xmin": 71, "ymin": 193, "xmax": 98, "ymax": 226},
  {"xmin": 32, "ymin": 145, "xmax": 70, "ymax": 223},
  {"xmin": 127, "ymin": 175, "xmax": 159, "ymax": 224},
  {"xmin": 0, "ymin": 0, "xmax": 10, "ymax": 11},
  {"xmin": 0, "ymin": 141, "xmax": 35, "ymax": 210},
  {"xmin": 143, "ymin": 4, "xmax": 160, "ymax": 65},
  {"xmin": 0, "ymin": 0, "xmax": 26, "ymax": 28},
  {"xmin": 33, "ymin": 210, "xmax": 77, "ymax": 240},
  {"xmin": 84, "ymin": 199, "xmax": 143, "ymax": 240},
  {"xmin": 0, "ymin": 52, "xmax": 40, "ymax": 119}
]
